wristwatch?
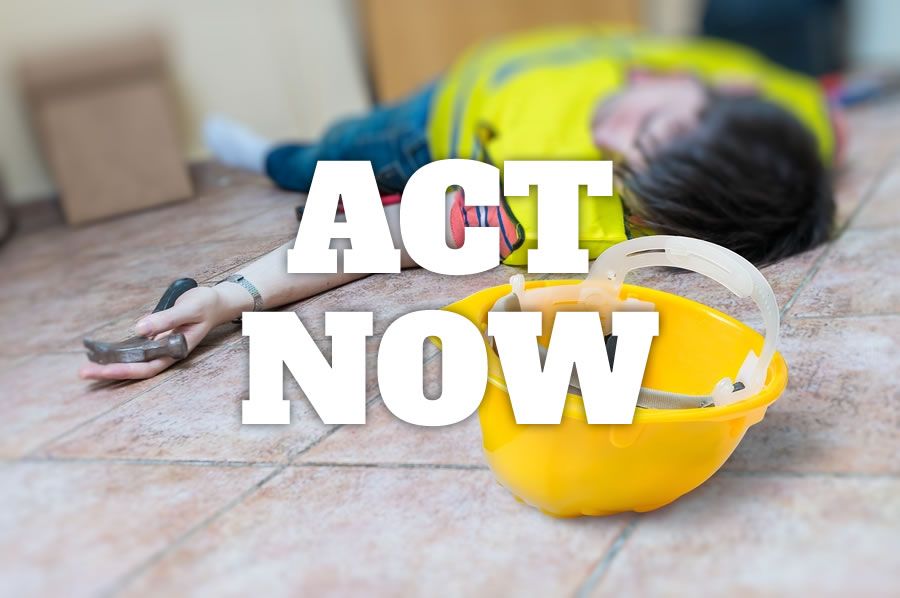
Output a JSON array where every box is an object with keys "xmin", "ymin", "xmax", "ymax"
[{"xmin": 218, "ymin": 274, "xmax": 264, "ymax": 315}]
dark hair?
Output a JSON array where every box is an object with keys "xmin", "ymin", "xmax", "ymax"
[{"xmin": 621, "ymin": 95, "xmax": 835, "ymax": 265}]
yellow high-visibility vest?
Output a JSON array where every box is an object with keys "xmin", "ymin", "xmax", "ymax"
[{"xmin": 427, "ymin": 27, "xmax": 835, "ymax": 265}]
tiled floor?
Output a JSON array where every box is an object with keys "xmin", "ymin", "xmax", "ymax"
[{"xmin": 1, "ymin": 99, "xmax": 899, "ymax": 597}]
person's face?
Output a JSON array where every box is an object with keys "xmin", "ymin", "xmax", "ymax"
[{"xmin": 592, "ymin": 75, "xmax": 708, "ymax": 169}]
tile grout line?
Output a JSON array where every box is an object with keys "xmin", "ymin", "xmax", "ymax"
[
  {"xmin": 296, "ymin": 461, "xmax": 489, "ymax": 471},
  {"xmin": 846, "ymin": 222, "xmax": 900, "ymax": 232},
  {"xmin": 573, "ymin": 517, "xmax": 639, "ymax": 597},
  {"xmin": 101, "ymin": 417, "xmax": 368, "ymax": 594},
  {"xmin": 718, "ymin": 469, "xmax": 899, "ymax": 480},
  {"xmin": 0, "ymin": 353, "xmax": 36, "ymax": 375},
  {"xmin": 100, "ymin": 310, "xmax": 342, "ymax": 595},
  {"xmin": 14, "ymin": 455, "xmax": 280, "ymax": 468},
  {"xmin": 285, "ymin": 347, "xmax": 442, "ymax": 467},
  {"xmin": 58, "ymin": 245, "xmax": 559, "ymax": 355},
  {"xmin": 570, "ymin": 469, "xmax": 900, "ymax": 596},
  {"xmin": 780, "ymin": 147, "xmax": 900, "ymax": 319},
  {"xmin": 8, "ymin": 454, "xmax": 894, "ymax": 479},
  {"xmin": 783, "ymin": 147, "xmax": 900, "ymax": 317},
  {"xmin": 101, "ymin": 463, "xmax": 291, "ymax": 598},
  {"xmin": 21, "ymin": 279, "xmax": 395, "ymax": 461},
  {"xmin": 103, "ymin": 420, "xmax": 365, "ymax": 595},
  {"xmin": 24, "ymin": 159, "xmax": 900, "ymax": 354},
  {"xmin": 0, "ymin": 352, "xmax": 45, "ymax": 379},
  {"xmin": 8, "ymin": 132, "xmax": 899, "ymax": 593},
  {"xmin": 21, "ymin": 336, "xmax": 246, "ymax": 459},
  {"xmin": 791, "ymin": 311, "xmax": 900, "ymax": 321},
  {"xmin": 195, "ymin": 235, "xmax": 296, "ymax": 285},
  {"xmin": 64, "ymin": 228, "xmax": 295, "ymax": 350},
  {"xmin": 27, "ymin": 318, "xmax": 435, "ymax": 463},
  {"xmin": 104, "ymin": 348, "xmax": 444, "ymax": 595}
]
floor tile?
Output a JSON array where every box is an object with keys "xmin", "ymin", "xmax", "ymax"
[
  {"xmin": 623, "ymin": 245, "xmax": 823, "ymax": 324},
  {"xmin": 0, "ymin": 238, "xmax": 139, "ymax": 303},
  {"xmin": 788, "ymin": 228, "xmax": 900, "ymax": 317},
  {"xmin": 0, "ymin": 235, "xmax": 290, "ymax": 355},
  {"xmin": 0, "ymin": 183, "xmax": 282, "ymax": 281},
  {"xmin": 62, "ymin": 178, "xmax": 293, "ymax": 252},
  {"xmin": 299, "ymin": 352, "xmax": 486, "ymax": 466},
  {"xmin": 0, "ymin": 287, "xmax": 175, "ymax": 357},
  {"xmin": 724, "ymin": 316, "xmax": 899, "ymax": 474},
  {"xmin": 208, "ymin": 198, "xmax": 303, "ymax": 242},
  {"xmin": 845, "ymin": 101, "xmax": 900, "ymax": 157},
  {"xmin": 0, "ymin": 461, "xmax": 273, "ymax": 598},
  {"xmin": 832, "ymin": 109, "xmax": 899, "ymax": 225},
  {"xmin": 188, "ymin": 161, "xmax": 275, "ymax": 191},
  {"xmin": 120, "ymin": 466, "xmax": 630, "ymax": 597},
  {"xmin": 81, "ymin": 304, "xmax": 244, "ymax": 354},
  {"xmin": 840, "ymin": 134, "xmax": 898, "ymax": 178},
  {"xmin": 833, "ymin": 163, "xmax": 883, "ymax": 226},
  {"xmin": 0, "ymin": 346, "xmax": 219, "ymax": 458},
  {"xmin": 0, "ymin": 354, "xmax": 27, "ymax": 375},
  {"xmin": 299, "ymin": 402, "xmax": 484, "ymax": 467},
  {"xmin": 591, "ymin": 474, "xmax": 900, "ymax": 597},
  {"xmin": 42, "ymin": 337, "xmax": 384, "ymax": 463},
  {"xmin": 0, "ymin": 177, "xmax": 295, "ymax": 305},
  {"xmin": 0, "ymin": 226, "xmax": 92, "ymax": 276},
  {"xmin": 1, "ymin": 104, "xmax": 896, "ymax": 597},
  {"xmin": 106, "ymin": 236, "xmax": 291, "ymax": 293},
  {"xmin": 77, "ymin": 235, "xmax": 288, "ymax": 298},
  {"xmin": 853, "ymin": 167, "xmax": 900, "ymax": 229},
  {"xmin": 292, "ymin": 265, "xmax": 548, "ymax": 340}
]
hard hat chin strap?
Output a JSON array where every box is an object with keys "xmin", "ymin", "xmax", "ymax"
[{"xmin": 492, "ymin": 236, "xmax": 780, "ymax": 409}]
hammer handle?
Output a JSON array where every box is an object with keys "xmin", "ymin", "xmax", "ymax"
[{"xmin": 153, "ymin": 278, "xmax": 199, "ymax": 313}]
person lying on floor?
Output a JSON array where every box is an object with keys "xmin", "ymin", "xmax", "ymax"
[{"xmin": 80, "ymin": 28, "xmax": 840, "ymax": 381}]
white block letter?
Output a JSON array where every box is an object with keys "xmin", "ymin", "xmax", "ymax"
[
  {"xmin": 401, "ymin": 159, "xmax": 501, "ymax": 275},
  {"xmin": 504, "ymin": 161, "xmax": 613, "ymax": 274},
  {"xmin": 287, "ymin": 161, "xmax": 401, "ymax": 274},
  {"xmin": 378, "ymin": 310, "xmax": 488, "ymax": 426},
  {"xmin": 488, "ymin": 310, "xmax": 658, "ymax": 424},
  {"xmin": 242, "ymin": 311, "xmax": 373, "ymax": 425}
]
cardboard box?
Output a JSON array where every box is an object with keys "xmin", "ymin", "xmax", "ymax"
[
  {"xmin": 0, "ymin": 172, "xmax": 11, "ymax": 244},
  {"xmin": 21, "ymin": 34, "xmax": 192, "ymax": 225}
]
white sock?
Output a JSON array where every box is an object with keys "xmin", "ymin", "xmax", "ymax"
[
  {"xmin": 203, "ymin": 114, "xmax": 272, "ymax": 173},
  {"xmin": 445, "ymin": 188, "xmax": 458, "ymax": 248}
]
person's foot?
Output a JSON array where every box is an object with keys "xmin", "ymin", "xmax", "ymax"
[
  {"xmin": 447, "ymin": 188, "xmax": 524, "ymax": 260},
  {"xmin": 203, "ymin": 114, "xmax": 272, "ymax": 173}
]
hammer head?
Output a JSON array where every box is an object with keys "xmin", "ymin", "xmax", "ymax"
[
  {"xmin": 83, "ymin": 333, "xmax": 189, "ymax": 364},
  {"xmin": 83, "ymin": 278, "xmax": 198, "ymax": 365}
]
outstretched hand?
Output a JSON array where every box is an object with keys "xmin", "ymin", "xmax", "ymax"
[{"xmin": 79, "ymin": 286, "xmax": 227, "ymax": 381}]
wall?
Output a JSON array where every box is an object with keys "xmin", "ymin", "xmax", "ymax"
[
  {"xmin": 849, "ymin": 0, "xmax": 900, "ymax": 65},
  {"xmin": 0, "ymin": 0, "xmax": 370, "ymax": 204}
]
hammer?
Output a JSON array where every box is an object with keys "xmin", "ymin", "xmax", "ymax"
[{"xmin": 84, "ymin": 278, "xmax": 198, "ymax": 364}]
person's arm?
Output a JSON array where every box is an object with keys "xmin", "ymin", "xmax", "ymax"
[{"xmin": 80, "ymin": 204, "xmax": 416, "ymax": 381}]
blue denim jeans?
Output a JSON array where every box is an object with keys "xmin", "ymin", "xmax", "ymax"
[{"xmin": 265, "ymin": 83, "xmax": 435, "ymax": 194}]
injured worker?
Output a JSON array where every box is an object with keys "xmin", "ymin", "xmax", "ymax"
[{"xmin": 80, "ymin": 28, "xmax": 840, "ymax": 381}]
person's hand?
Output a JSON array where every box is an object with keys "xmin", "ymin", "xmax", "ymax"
[{"xmin": 79, "ymin": 286, "xmax": 237, "ymax": 381}]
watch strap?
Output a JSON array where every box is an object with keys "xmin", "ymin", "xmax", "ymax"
[{"xmin": 219, "ymin": 274, "xmax": 264, "ymax": 313}]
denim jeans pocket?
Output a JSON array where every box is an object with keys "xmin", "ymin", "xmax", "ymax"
[
  {"xmin": 375, "ymin": 129, "xmax": 430, "ymax": 194},
  {"xmin": 402, "ymin": 133, "xmax": 431, "ymax": 173},
  {"xmin": 374, "ymin": 161, "xmax": 407, "ymax": 194}
]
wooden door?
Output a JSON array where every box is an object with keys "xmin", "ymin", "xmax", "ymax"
[{"xmin": 359, "ymin": 0, "xmax": 641, "ymax": 101}]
